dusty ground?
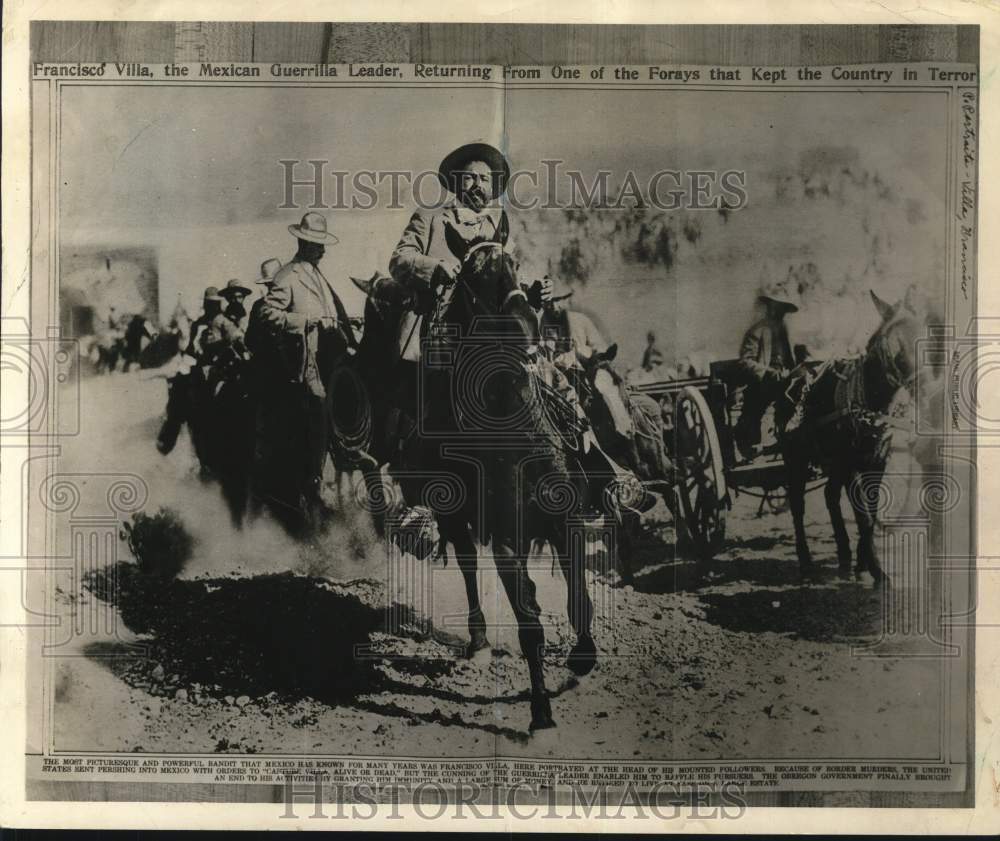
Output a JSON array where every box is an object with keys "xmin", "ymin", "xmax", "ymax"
[{"xmin": 47, "ymin": 374, "xmax": 942, "ymax": 761}]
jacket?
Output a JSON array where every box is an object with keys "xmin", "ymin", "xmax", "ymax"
[
  {"xmin": 255, "ymin": 258, "xmax": 355, "ymax": 395},
  {"xmin": 739, "ymin": 318, "xmax": 794, "ymax": 382},
  {"xmin": 389, "ymin": 202, "xmax": 514, "ymax": 361}
]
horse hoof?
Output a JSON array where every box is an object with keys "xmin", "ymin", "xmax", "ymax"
[
  {"xmin": 567, "ymin": 635, "xmax": 597, "ymax": 676},
  {"xmin": 465, "ymin": 633, "xmax": 491, "ymax": 660},
  {"xmin": 530, "ymin": 697, "xmax": 556, "ymax": 732}
]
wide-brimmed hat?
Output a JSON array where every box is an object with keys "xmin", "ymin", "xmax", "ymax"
[
  {"xmin": 757, "ymin": 278, "xmax": 799, "ymax": 313},
  {"xmin": 258, "ymin": 258, "xmax": 282, "ymax": 284},
  {"xmin": 288, "ymin": 211, "xmax": 339, "ymax": 245},
  {"xmin": 219, "ymin": 278, "xmax": 253, "ymax": 299},
  {"xmin": 349, "ymin": 270, "xmax": 391, "ymax": 297},
  {"xmin": 438, "ymin": 142, "xmax": 510, "ymax": 197},
  {"xmin": 203, "ymin": 286, "xmax": 223, "ymax": 303}
]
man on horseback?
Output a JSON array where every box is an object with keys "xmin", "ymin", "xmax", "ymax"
[
  {"xmin": 186, "ymin": 286, "xmax": 225, "ymax": 359},
  {"xmin": 526, "ymin": 276, "xmax": 664, "ymax": 516},
  {"xmin": 252, "ymin": 211, "xmax": 369, "ymax": 533},
  {"xmin": 532, "ymin": 276, "xmax": 635, "ymax": 439},
  {"xmin": 218, "ymin": 278, "xmax": 253, "ymax": 333},
  {"xmin": 356, "ymin": 142, "xmax": 517, "ymax": 468},
  {"xmin": 245, "ymin": 258, "xmax": 282, "ymax": 356},
  {"xmin": 205, "ymin": 280, "xmax": 252, "ymax": 362},
  {"xmin": 156, "ymin": 286, "xmax": 223, "ymax": 459},
  {"xmin": 734, "ymin": 279, "xmax": 800, "ymax": 461}
]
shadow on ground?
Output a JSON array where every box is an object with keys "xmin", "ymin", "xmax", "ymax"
[
  {"xmin": 83, "ymin": 564, "xmax": 575, "ymax": 742},
  {"xmin": 85, "ymin": 564, "xmax": 454, "ymax": 701},
  {"xmin": 699, "ymin": 582, "xmax": 884, "ymax": 642}
]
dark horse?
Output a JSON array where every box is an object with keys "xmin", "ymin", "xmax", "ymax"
[
  {"xmin": 159, "ymin": 350, "xmax": 254, "ymax": 528},
  {"xmin": 779, "ymin": 291, "xmax": 920, "ymax": 585},
  {"xmin": 399, "ymin": 232, "xmax": 597, "ymax": 732}
]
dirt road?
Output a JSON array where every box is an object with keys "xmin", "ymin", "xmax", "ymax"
[{"xmin": 45, "ymin": 375, "xmax": 942, "ymax": 762}]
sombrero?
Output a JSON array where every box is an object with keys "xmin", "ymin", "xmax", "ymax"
[
  {"xmin": 219, "ymin": 278, "xmax": 253, "ymax": 298},
  {"xmin": 757, "ymin": 278, "xmax": 800, "ymax": 312},
  {"xmin": 258, "ymin": 258, "xmax": 282, "ymax": 284},
  {"xmin": 437, "ymin": 142, "xmax": 510, "ymax": 197},
  {"xmin": 288, "ymin": 211, "xmax": 339, "ymax": 245}
]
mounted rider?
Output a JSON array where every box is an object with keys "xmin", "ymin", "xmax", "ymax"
[
  {"xmin": 187, "ymin": 286, "xmax": 225, "ymax": 359},
  {"xmin": 252, "ymin": 212, "xmax": 366, "ymax": 533},
  {"xmin": 208, "ymin": 280, "xmax": 252, "ymax": 354},
  {"xmin": 357, "ymin": 142, "xmax": 516, "ymax": 464},
  {"xmin": 219, "ymin": 277, "xmax": 253, "ymax": 332},
  {"xmin": 734, "ymin": 278, "xmax": 801, "ymax": 459},
  {"xmin": 526, "ymin": 276, "xmax": 657, "ymax": 513},
  {"xmin": 531, "ymin": 276, "xmax": 634, "ymax": 440},
  {"xmin": 244, "ymin": 258, "xmax": 282, "ymax": 357},
  {"xmin": 390, "ymin": 141, "xmax": 515, "ymax": 355}
]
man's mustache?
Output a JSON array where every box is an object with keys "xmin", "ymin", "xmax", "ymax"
[{"xmin": 463, "ymin": 186, "xmax": 488, "ymax": 204}]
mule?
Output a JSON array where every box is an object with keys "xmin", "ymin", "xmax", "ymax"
[{"xmin": 779, "ymin": 291, "xmax": 921, "ymax": 586}]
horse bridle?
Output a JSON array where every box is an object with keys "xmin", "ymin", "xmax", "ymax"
[
  {"xmin": 455, "ymin": 240, "xmax": 528, "ymax": 316},
  {"xmin": 869, "ymin": 317, "xmax": 917, "ymax": 395}
]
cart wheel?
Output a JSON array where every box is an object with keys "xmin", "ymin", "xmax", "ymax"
[{"xmin": 674, "ymin": 385, "xmax": 727, "ymax": 559}]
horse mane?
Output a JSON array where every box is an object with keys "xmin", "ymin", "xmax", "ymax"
[{"xmin": 453, "ymin": 242, "xmax": 538, "ymax": 346}]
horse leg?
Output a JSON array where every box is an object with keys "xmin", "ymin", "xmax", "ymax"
[
  {"xmin": 846, "ymin": 472, "xmax": 878, "ymax": 584},
  {"xmin": 361, "ymin": 467, "xmax": 388, "ymax": 538},
  {"xmin": 493, "ymin": 542, "xmax": 554, "ymax": 731},
  {"xmin": 551, "ymin": 529, "xmax": 597, "ymax": 675},
  {"xmin": 615, "ymin": 510, "xmax": 636, "ymax": 586},
  {"xmin": 784, "ymin": 449, "xmax": 815, "ymax": 576},
  {"xmin": 222, "ymin": 474, "xmax": 245, "ymax": 529},
  {"xmin": 449, "ymin": 523, "xmax": 489, "ymax": 657},
  {"xmin": 823, "ymin": 472, "xmax": 852, "ymax": 576},
  {"xmin": 856, "ymin": 470, "xmax": 888, "ymax": 587},
  {"xmin": 157, "ymin": 377, "xmax": 187, "ymax": 455}
]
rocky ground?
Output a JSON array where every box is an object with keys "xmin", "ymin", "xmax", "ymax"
[{"xmin": 48, "ymin": 375, "xmax": 942, "ymax": 762}]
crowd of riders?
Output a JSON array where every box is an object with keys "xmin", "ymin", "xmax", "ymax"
[{"xmin": 151, "ymin": 140, "xmax": 807, "ymax": 536}]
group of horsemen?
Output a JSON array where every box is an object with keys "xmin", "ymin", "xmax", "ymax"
[{"xmin": 157, "ymin": 141, "xmax": 805, "ymax": 536}]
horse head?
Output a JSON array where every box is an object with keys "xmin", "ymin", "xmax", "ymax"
[
  {"xmin": 866, "ymin": 290, "xmax": 921, "ymax": 399},
  {"xmin": 577, "ymin": 344, "xmax": 631, "ymax": 445},
  {"xmin": 451, "ymin": 213, "xmax": 538, "ymax": 346}
]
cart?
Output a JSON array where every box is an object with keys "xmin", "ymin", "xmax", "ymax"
[{"xmin": 630, "ymin": 359, "xmax": 825, "ymax": 560}]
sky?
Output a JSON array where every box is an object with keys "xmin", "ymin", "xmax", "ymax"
[{"xmin": 58, "ymin": 82, "xmax": 949, "ymax": 355}]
